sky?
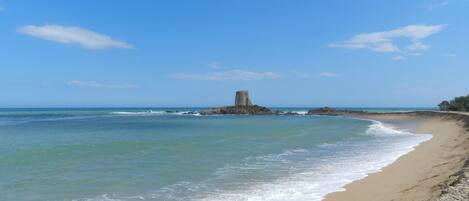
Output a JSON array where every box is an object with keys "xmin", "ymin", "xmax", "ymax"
[{"xmin": 1, "ymin": 0, "xmax": 468, "ymax": 107}]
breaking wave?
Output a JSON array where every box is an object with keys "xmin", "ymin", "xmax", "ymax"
[
  {"xmin": 110, "ymin": 110, "xmax": 201, "ymax": 116},
  {"xmin": 76, "ymin": 119, "xmax": 432, "ymax": 201}
]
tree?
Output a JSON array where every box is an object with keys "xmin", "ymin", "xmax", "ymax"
[
  {"xmin": 438, "ymin": 100, "xmax": 450, "ymax": 111},
  {"xmin": 439, "ymin": 95, "xmax": 469, "ymax": 111}
]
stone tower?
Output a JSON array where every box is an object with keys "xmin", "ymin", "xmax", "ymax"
[{"xmin": 235, "ymin": 90, "xmax": 252, "ymax": 106}]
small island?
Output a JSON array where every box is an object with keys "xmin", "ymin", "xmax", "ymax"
[
  {"xmin": 200, "ymin": 91, "xmax": 274, "ymax": 115},
  {"xmin": 199, "ymin": 90, "xmax": 362, "ymax": 116}
]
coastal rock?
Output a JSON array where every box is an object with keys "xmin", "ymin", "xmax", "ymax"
[
  {"xmin": 437, "ymin": 160, "xmax": 469, "ymax": 201},
  {"xmin": 270, "ymin": 111, "xmax": 299, "ymax": 116},
  {"xmin": 307, "ymin": 107, "xmax": 338, "ymax": 115},
  {"xmin": 306, "ymin": 107, "xmax": 367, "ymax": 115},
  {"xmin": 283, "ymin": 111, "xmax": 299, "ymax": 116},
  {"xmin": 200, "ymin": 105, "xmax": 273, "ymax": 115},
  {"xmin": 200, "ymin": 90, "xmax": 273, "ymax": 115}
]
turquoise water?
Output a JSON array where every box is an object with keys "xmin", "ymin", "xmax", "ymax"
[{"xmin": 0, "ymin": 108, "xmax": 431, "ymax": 201}]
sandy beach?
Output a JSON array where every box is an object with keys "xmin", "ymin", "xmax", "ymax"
[{"xmin": 324, "ymin": 112, "xmax": 469, "ymax": 201}]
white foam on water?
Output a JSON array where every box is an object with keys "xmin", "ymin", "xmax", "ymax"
[
  {"xmin": 72, "ymin": 194, "xmax": 146, "ymax": 201},
  {"xmin": 188, "ymin": 119, "xmax": 432, "ymax": 201},
  {"xmin": 110, "ymin": 110, "xmax": 165, "ymax": 115},
  {"xmin": 365, "ymin": 120, "xmax": 412, "ymax": 136},
  {"xmin": 75, "ymin": 119, "xmax": 432, "ymax": 201},
  {"xmin": 0, "ymin": 115, "xmax": 98, "ymax": 126},
  {"xmin": 293, "ymin": 111, "xmax": 308, "ymax": 115},
  {"xmin": 110, "ymin": 110, "xmax": 201, "ymax": 116}
]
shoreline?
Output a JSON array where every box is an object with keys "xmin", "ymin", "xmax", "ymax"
[{"xmin": 323, "ymin": 112, "xmax": 469, "ymax": 201}]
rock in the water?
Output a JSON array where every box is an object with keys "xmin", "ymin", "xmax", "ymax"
[
  {"xmin": 200, "ymin": 105, "xmax": 272, "ymax": 115},
  {"xmin": 283, "ymin": 111, "xmax": 299, "ymax": 115},
  {"xmin": 307, "ymin": 107, "xmax": 336, "ymax": 115},
  {"xmin": 306, "ymin": 107, "xmax": 368, "ymax": 115},
  {"xmin": 200, "ymin": 90, "xmax": 277, "ymax": 115}
]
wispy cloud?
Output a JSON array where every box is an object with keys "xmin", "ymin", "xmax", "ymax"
[
  {"xmin": 428, "ymin": 1, "xmax": 449, "ymax": 11},
  {"xmin": 317, "ymin": 72, "xmax": 341, "ymax": 78},
  {"xmin": 296, "ymin": 72, "xmax": 342, "ymax": 78},
  {"xmin": 329, "ymin": 24, "xmax": 446, "ymax": 54},
  {"xmin": 205, "ymin": 61, "xmax": 224, "ymax": 69},
  {"xmin": 392, "ymin": 55, "xmax": 405, "ymax": 61},
  {"xmin": 0, "ymin": 5, "xmax": 5, "ymax": 13},
  {"xmin": 446, "ymin": 53, "xmax": 457, "ymax": 57},
  {"xmin": 404, "ymin": 41, "xmax": 430, "ymax": 51},
  {"xmin": 18, "ymin": 25, "xmax": 133, "ymax": 49},
  {"xmin": 67, "ymin": 80, "xmax": 136, "ymax": 89},
  {"xmin": 172, "ymin": 70, "xmax": 280, "ymax": 81}
]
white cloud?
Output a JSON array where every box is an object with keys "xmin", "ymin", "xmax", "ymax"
[
  {"xmin": 67, "ymin": 80, "xmax": 136, "ymax": 89},
  {"xmin": 329, "ymin": 24, "xmax": 446, "ymax": 53},
  {"xmin": 296, "ymin": 72, "xmax": 342, "ymax": 78},
  {"xmin": 172, "ymin": 70, "xmax": 280, "ymax": 81},
  {"xmin": 18, "ymin": 25, "xmax": 133, "ymax": 49}
]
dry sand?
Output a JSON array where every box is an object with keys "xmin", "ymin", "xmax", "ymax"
[{"xmin": 324, "ymin": 113, "xmax": 469, "ymax": 201}]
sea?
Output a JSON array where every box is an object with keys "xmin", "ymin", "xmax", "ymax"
[{"xmin": 0, "ymin": 107, "xmax": 435, "ymax": 201}]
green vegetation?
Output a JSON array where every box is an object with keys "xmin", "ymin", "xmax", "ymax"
[{"xmin": 438, "ymin": 95, "xmax": 469, "ymax": 111}]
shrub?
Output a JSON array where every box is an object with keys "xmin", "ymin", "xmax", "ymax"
[{"xmin": 440, "ymin": 95, "xmax": 469, "ymax": 111}]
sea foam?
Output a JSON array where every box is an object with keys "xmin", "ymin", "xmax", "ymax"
[
  {"xmin": 110, "ymin": 110, "xmax": 201, "ymax": 116},
  {"xmin": 188, "ymin": 119, "xmax": 432, "ymax": 201},
  {"xmin": 73, "ymin": 118, "xmax": 432, "ymax": 201}
]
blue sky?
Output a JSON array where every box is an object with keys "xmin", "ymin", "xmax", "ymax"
[{"xmin": 1, "ymin": 0, "xmax": 468, "ymax": 107}]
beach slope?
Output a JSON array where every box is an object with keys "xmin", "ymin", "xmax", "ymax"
[{"xmin": 324, "ymin": 112, "xmax": 469, "ymax": 201}]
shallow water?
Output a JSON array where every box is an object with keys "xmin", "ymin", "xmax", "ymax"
[{"xmin": 0, "ymin": 108, "xmax": 431, "ymax": 201}]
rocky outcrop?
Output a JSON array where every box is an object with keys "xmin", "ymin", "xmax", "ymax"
[
  {"xmin": 306, "ymin": 107, "xmax": 365, "ymax": 115},
  {"xmin": 307, "ymin": 106, "xmax": 336, "ymax": 114},
  {"xmin": 437, "ymin": 160, "xmax": 469, "ymax": 201},
  {"xmin": 200, "ymin": 105, "xmax": 272, "ymax": 115},
  {"xmin": 200, "ymin": 90, "xmax": 272, "ymax": 115}
]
